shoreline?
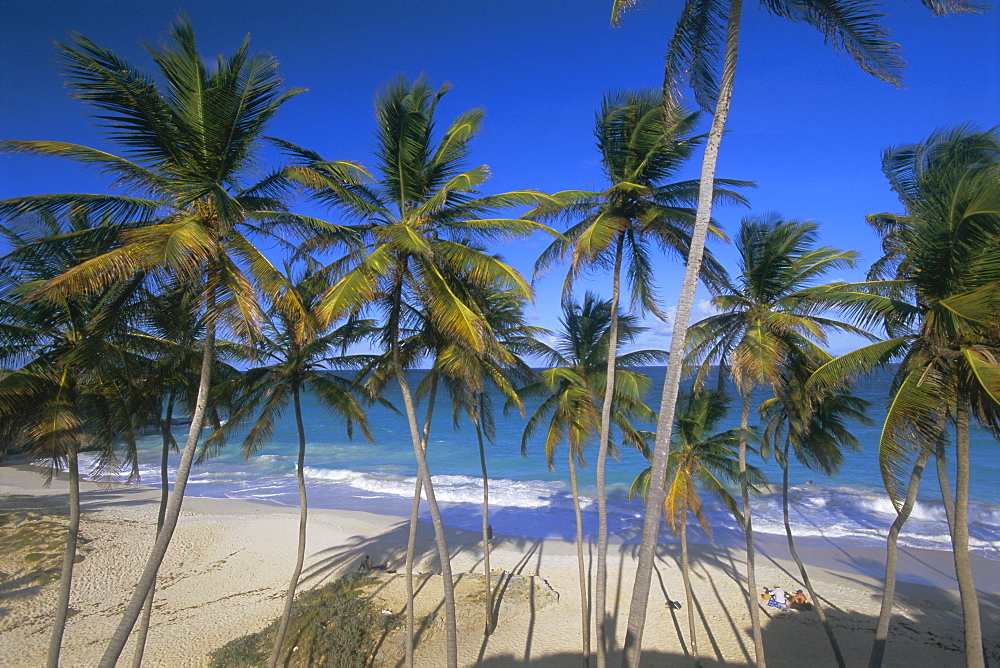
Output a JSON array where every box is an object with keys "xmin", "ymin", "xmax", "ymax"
[
  {"xmin": 79, "ymin": 440, "xmax": 1000, "ymax": 563},
  {"xmin": 2, "ymin": 462, "xmax": 998, "ymax": 665}
]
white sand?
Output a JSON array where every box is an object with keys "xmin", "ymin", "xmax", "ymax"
[{"xmin": 1, "ymin": 463, "xmax": 997, "ymax": 666}]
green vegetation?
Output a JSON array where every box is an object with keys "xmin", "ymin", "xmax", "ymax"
[
  {"xmin": 202, "ymin": 267, "xmax": 376, "ymax": 667},
  {"xmin": 208, "ymin": 573, "xmax": 397, "ymax": 668}
]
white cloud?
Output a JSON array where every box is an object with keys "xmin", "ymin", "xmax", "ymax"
[{"xmin": 693, "ymin": 298, "xmax": 720, "ymax": 319}]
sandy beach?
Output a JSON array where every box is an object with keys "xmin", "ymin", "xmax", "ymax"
[{"xmin": 1, "ymin": 463, "xmax": 997, "ymax": 667}]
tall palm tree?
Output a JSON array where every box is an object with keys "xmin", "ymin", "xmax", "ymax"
[
  {"xmin": 530, "ymin": 91, "xmax": 745, "ymax": 664},
  {"xmin": 0, "ymin": 19, "xmax": 361, "ymax": 664},
  {"xmin": 0, "ymin": 213, "xmax": 153, "ymax": 668},
  {"xmin": 760, "ymin": 357, "xmax": 870, "ymax": 667},
  {"xmin": 607, "ymin": 0, "xmax": 984, "ymax": 661},
  {"xmin": 518, "ymin": 293, "xmax": 665, "ymax": 667},
  {"xmin": 286, "ymin": 76, "xmax": 553, "ymax": 667},
  {"xmin": 811, "ymin": 126, "xmax": 1000, "ymax": 668},
  {"xmin": 200, "ymin": 264, "xmax": 376, "ymax": 667},
  {"xmin": 685, "ymin": 216, "xmax": 869, "ymax": 664},
  {"xmin": 631, "ymin": 388, "xmax": 765, "ymax": 667}
]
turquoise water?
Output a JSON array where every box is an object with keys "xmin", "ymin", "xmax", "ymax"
[{"xmin": 89, "ymin": 367, "xmax": 1000, "ymax": 559}]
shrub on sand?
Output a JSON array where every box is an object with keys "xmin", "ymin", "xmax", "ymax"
[{"xmin": 209, "ymin": 573, "xmax": 398, "ymax": 667}]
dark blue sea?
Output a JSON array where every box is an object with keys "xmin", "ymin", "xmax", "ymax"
[{"xmin": 84, "ymin": 367, "xmax": 1000, "ymax": 560}]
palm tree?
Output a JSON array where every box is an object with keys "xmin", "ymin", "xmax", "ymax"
[
  {"xmin": 0, "ymin": 213, "xmax": 153, "ymax": 668},
  {"xmin": 0, "ymin": 19, "xmax": 361, "ymax": 663},
  {"xmin": 434, "ymin": 282, "xmax": 540, "ymax": 636},
  {"xmin": 760, "ymin": 357, "xmax": 870, "ymax": 666},
  {"xmin": 608, "ymin": 0, "xmax": 984, "ymax": 661},
  {"xmin": 128, "ymin": 280, "xmax": 250, "ymax": 667},
  {"xmin": 811, "ymin": 126, "xmax": 1000, "ymax": 668},
  {"xmin": 630, "ymin": 388, "xmax": 765, "ymax": 667},
  {"xmin": 199, "ymin": 263, "xmax": 375, "ymax": 667},
  {"xmin": 685, "ymin": 216, "xmax": 869, "ymax": 664},
  {"xmin": 286, "ymin": 76, "xmax": 553, "ymax": 667},
  {"xmin": 518, "ymin": 293, "xmax": 665, "ymax": 667},
  {"xmin": 530, "ymin": 91, "xmax": 745, "ymax": 664}
]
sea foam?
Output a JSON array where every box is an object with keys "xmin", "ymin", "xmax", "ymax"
[{"xmin": 303, "ymin": 466, "xmax": 567, "ymax": 509}]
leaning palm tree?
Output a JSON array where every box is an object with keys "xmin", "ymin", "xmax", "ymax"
[
  {"xmin": 0, "ymin": 213, "xmax": 153, "ymax": 668},
  {"xmin": 685, "ymin": 216, "xmax": 870, "ymax": 664},
  {"xmin": 760, "ymin": 357, "xmax": 870, "ymax": 666},
  {"xmin": 518, "ymin": 293, "xmax": 665, "ymax": 667},
  {"xmin": 129, "ymin": 279, "xmax": 251, "ymax": 667},
  {"xmin": 285, "ymin": 76, "xmax": 554, "ymax": 667},
  {"xmin": 200, "ymin": 264, "xmax": 376, "ymax": 668},
  {"xmin": 129, "ymin": 282, "xmax": 204, "ymax": 668},
  {"xmin": 810, "ymin": 126, "xmax": 1000, "ymax": 668},
  {"xmin": 608, "ymin": 0, "xmax": 985, "ymax": 661},
  {"xmin": 0, "ymin": 19, "xmax": 362, "ymax": 663},
  {"xmin": 529, "ymin": 91, "xmax": 745, "ymax": 664},
  {"xmin": 631, "ymin": 388, "xmax": 765, "ymax": 667}
]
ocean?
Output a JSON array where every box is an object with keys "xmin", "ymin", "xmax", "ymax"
[{"xmin": 85, "ymin": 367, "xmax": 1000, "ymax": 560}]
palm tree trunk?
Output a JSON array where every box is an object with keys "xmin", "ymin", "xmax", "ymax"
[
  {"xmin": 934, "ymin": 440, "xmax": 957, "ymax": 536},
  {"xmin": 680, "ymin": 514, "xmax": 699, "ymax": 666},
  {"xmin": 952, "ymin": 403, "xmax": 984, "ymax": 668},
  {"xmin": 933, "ymin": 408, "xmax": 956, "ymax": 535},
  {"xmin": 781, "ymin": 438, "xmax": 844, "ymax": 667},
  {"xmin": 569, "ymin": 445, "xmax": 591, "ymax": 667},
  {"xmin": 46, "ymin": 446, "xmax": 80, "ymax": 668},
  {"xmin": 595, "ymin": 235, "xmax": 624, "ymax": 667},
  {"xmin": 405, "ymin": 477, "xmax": 423, "ymax": 668},
  {"xmin": 395, "ymin": 366, "xmax": 458, "ymax": 668},
  {"xmin": 869, "ymin": 447, "xmax": 931, "ymax": 668},
  {"xmin": 476, "ymin": 393, "xmax": 496, "ymax": 636},
  {"xmin": 268, "ymin": 385, "xmax": 309, "ymax": 668},
  {"xmin": 100, "ymin": 313, "xmax": 217, "ymax": 666},
  {"xmin": 621, "ymin": 0, "xmax": 743, "ymax": 661},
  {"xmin": 405, "ymin": 367, "xmax": 439, "ymax": 667},
  {"xmin": 739, "ymin": 391, "xmax": 765, "ymax": 667},
  {"xmin": 131, "ymin": 391, "xmax": 175, "ymax": 667}
]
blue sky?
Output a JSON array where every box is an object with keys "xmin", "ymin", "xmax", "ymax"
[{"xmin": 2, "ymin": 0, "xmax": 998, "ymax": 355}]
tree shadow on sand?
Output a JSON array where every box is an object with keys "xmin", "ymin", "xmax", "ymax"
[{"xmin": 465, "ymin": 529, "xmax": 1000, "ymax": 668}]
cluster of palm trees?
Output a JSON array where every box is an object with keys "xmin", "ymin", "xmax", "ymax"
[
  {"xmin": 608, "ymin": 0, "xmax": 993, "ymax": 664},
  {"xmin": 0, "ymin": 10, "xmax": 995, "ymax": 668}
]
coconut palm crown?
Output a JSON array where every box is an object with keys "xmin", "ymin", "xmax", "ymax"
[{"xmin": 532, "ymin": 90, "xmax": 748, "ymax": 315}]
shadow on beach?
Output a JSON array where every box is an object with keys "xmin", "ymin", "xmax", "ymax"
[{"xmin": 2, "ymin": 464, "xmax": 997, "ymax": 667}]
